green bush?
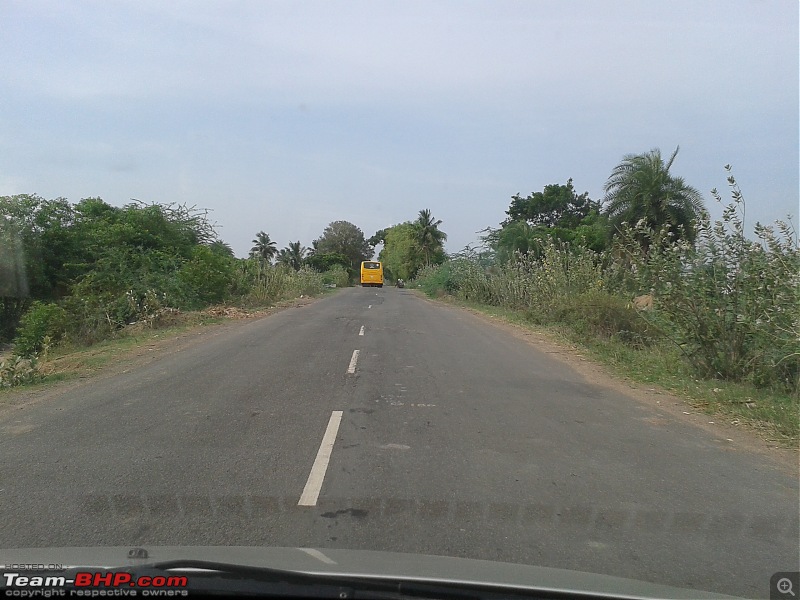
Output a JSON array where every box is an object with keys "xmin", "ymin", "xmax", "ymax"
[
  {"xmin": 235, "ymin": 260, "xmax": 325, "ymax": 306},
  {"xmin": 290, "ymin": 266, "xmax": 325, "ymax": 297},
  {"xmin": 548, "ymin": 290, "xmax": 653, "ymax": 346},
  {"xmin": 415, "ymin": 262, "xmax": 453, "ymax": 296},
  {"xmin": 417, "ymin": 241, "xmax": 604, "ymax": 312},
  {"xmin": 176, "ymin": 245, "xmax": 236, "ymax": 307},
  {"xmin": 415, "ymin": 170, "xmax": 798, "ymax": 395},
  {"xmin": 12, "ymin": 301, "xmax": 68, "ymax": 357},
  {"xmin": 0, "ymin": 355, "xmax": 41, "ymax": 388},
  {"xmin": 321, "ymin": 266, "xmax": 349, "ymax": 288},
  {"xmin": 611, "ymin": 171, "xmax": 800, "ymax": 392}
]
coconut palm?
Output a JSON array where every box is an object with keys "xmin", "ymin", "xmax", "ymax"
[
  {"xmin": 275, "ymin": 248, "xmax": 291, "ymax": 268},
  {"xmin": 493, "ymin": 220, "xmax": 542, "ymax": 263},
  {"xmin": 278, "ymin": 241, "xmax": 307, "ymax": 271},
  {"xmin": 415, "ymin": 209, "xmax": 447, "ymax": 266},
  {"xmin": 208, "ymin": 240, "xmax": 235, "ymax": 257},
  {"xmin": 603, "ymin": 146, "xmax": 706, "ymax": 251},
  {"xmin": 250, "ymin": 231, "xmax": 277, "ymax": 261}
]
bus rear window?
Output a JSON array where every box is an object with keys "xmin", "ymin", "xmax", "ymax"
[{"xmin": 364, "ymin": 262, "xmax": 380, "ymax": 269}]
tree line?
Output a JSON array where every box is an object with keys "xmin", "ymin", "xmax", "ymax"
[
  {"xmin": 0, "ymin": 196, "xmax": 404, "ymax": 356},
  {"xmin": 248, "ymin": 208, "xmax": 451, "ymax": 284},
  {"xmin": 370, "ymin": 209, "xmax": 448, "ymax": 281},
  {"xmin": 0, "ymin": 190, "xmax": 450, "ymax": 359},
  {"xmin": 482, "ymin": 147, "xmax": 706, "ymax": 262},
  {"xmin": 415, "ymin": 146, "xmax": 799, "ymax": 398}
]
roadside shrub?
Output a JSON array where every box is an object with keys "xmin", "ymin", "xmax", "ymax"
[
  {"xmin": 61, "ymin": 285, "xmax": 174, "ymax": 343},
  {"xmin": 176, "ymin": 245, "xmax": 236, "ymax": 306},
  {"xmin": 240, "ymin": 262, "xmax": 288, "ymax": 306},
  {"xmin": 415, "ymin": 261, "xmax": 469, "ymax": 297},
  {"xmin": 12, "ymin": 301, "xmax": 68, "ymax": 357},
  {"xmin": 425, "ymin": 241, "xmax": 604, "ymax": 313},
  {"xmin": 528, "ymin": 240, "xmax": 604, "ymax": 311},
  {"xmin": 123, "ymin": 288, "xmax": 184, "ymax": 329},
  {"xmin": 290, "ymin": 266, "xmax": 324, "ymax": 297},
  {"xmin": 61, "ymin": 247, "xmax": 189, "ymax": 343},
  {"xmin": 612, "ymin": 169, "xmax": 799, "ymax": 392},
  {"xmin": 448, "ymin": 259, "xmax": 495, "ymax": 303},
  {"xmin": 548, "ymin": 290, "xmax": 653, "ymax": 345},
  {"xmin": 236, "ymin": 259, "xmax": 324, "ymax": 306},
  {"xmin": 60, "ymin": 291, "xmax": 120, "ymax": 344},
  {"xmin": 321, "ymin": 265, "xmax": 349, "ymax": 288},
  {"xmin": 0, "ymin": 355, "xmax": 41, "ymax": 388}
]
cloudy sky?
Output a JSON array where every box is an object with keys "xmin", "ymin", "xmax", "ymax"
[{"xmin": 2, "ymin": 0, "xmax": 797, "ymax": 257}]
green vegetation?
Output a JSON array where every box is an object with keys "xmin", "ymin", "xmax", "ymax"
[
  {"xmin": 415, "ymin": 158, "xmax": 799, "ymax": 442},
  {"xmin": 381, "ymin": 223, "xmax": 423, "ymax": 281},
  {"xmin": 416, "ymin": 209, "xmax": 448, "ymax": 267},
  {"xmin": 603, "ymin": 146, "xmax": 706, "ymax": 251},
  {"xmin": 305, "ymin": 251, "xmax": 351, "ymax": 274},
  {"xmin": 312, "ymin": 221, "xmax": 373, "ymax": 276},
  {"xmin": 277, "ymin": 241, "xmax": 308, "ymax": 271},
  {"xmin": 482, "ymin": 180, "xmax": 609, "ymax": 262},
  {"xmin": 0, "ymin": 355, "xmax": 42, "ymax": 389},
  {"xmin": 250, "ymin": 231, "xmax": 278, "ymax": 261},
  {"xmin": 0, "ymin": 195, "xmax": 353, "ymax": 386},
  {"xmin": 1, "ymin": 311, "xmax": 230, "ymax": 391},
  {"xmin": 320, "ymin": 265, "xmax": 350, "ymax": 288},
  {"xmin": 11, "ymin": 301, "xmax": 68, "ymax": 357},
  {"xmin": 378, "ymin": 209, "xmax": 447, "ymax": 281},
  {"xmin": 234, "ymin": 260, "xmax": 327, "ymax": 306}
]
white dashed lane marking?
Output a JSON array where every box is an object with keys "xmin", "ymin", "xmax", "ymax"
[
  {"xmin": 347, "ymin": 350, "xmax": 360, "ymax": 374},
  {"xmin": 298, "ymin": 411, "xmax": 343, "ymax": 506}
]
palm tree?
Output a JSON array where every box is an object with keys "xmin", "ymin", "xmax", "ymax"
[
  {"xmin": 278, "ymin": 241, "xmax": 307, "ymax": 271},
  {"xmin": 275, "ymin": 248, "xmax": 291, "ymax": 269},
  {"xmin": 250, "ymin": 231, "xmax": 277, "ymax": 262},
  {"xmin": 603, "ymin": 146, "xmax": 706, "ymax": 252},
  {"xmin": 208, "ymin": 240, "xmax": 235, "ymax": 257},
  {"xmin": 494, "ymin": 221, "xmax": 542, "ymax": 263},
  {"xmin": 415, "ymin": 209, "xmax": 447, "ymax": 266}
]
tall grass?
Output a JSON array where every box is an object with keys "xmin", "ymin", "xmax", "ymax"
[
  {"xmin": 234, "ymin": 260, "xmax": 325, "ymax": 306},
  {"xmin": 416, "ymin": 190, "xmax": 799, "ymax": 396}
]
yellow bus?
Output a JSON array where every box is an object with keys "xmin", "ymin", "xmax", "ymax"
[{"xmin": 360, "ymin": 261, "xmax": 384, "ymax": 287}]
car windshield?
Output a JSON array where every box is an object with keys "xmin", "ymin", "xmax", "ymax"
[{"xmin": 1, "ymin": 2, "xmax": 798, "ymax": 599}]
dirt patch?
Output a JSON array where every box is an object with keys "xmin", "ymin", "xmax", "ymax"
[{"xmin": 416, "ymin": 291, "xmax": 798, "ymax": 474}]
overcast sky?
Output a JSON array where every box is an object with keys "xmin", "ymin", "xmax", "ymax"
[{"xmin": 2, "ymin": 0, "xmax": 797, "ymax": 257}]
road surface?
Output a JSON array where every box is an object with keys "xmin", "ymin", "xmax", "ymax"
[{"xmin": 1, "ymin": 287, "xmax": 797, "ymax": 598}]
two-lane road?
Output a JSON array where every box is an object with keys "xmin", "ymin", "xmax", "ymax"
[{"xmin": 1, "ymin": 287, "xmax": 797, "ymax": 598}]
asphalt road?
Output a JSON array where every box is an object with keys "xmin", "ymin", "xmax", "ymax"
[{"xmin": 1, "ymin": 287, "xmax": 797, "ymax": 598}]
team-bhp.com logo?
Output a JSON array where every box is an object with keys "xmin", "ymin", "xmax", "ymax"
[{"xmin": 3, "ymin": 570, "xmax": 188, "ymax": 597}]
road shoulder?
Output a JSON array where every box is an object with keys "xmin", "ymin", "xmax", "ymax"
[
  {"xmin": 412, "ymin": 290, "xmax": 798, "ymax": 474},
  {"xmin": 0, "ymin": 295, "xmax": 321, "ymax": 420}
]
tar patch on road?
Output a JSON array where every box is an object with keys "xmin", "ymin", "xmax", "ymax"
[{"xmin": 320, "ymin": 508, "xmax": 368, "ymax": 519}]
